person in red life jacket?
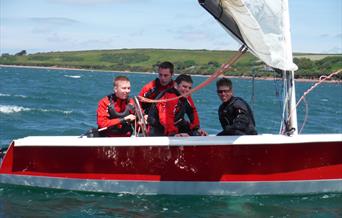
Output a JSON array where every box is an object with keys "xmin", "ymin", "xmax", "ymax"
[
  {"xmin": 97, "ymin": 76, "xmax": 136, "ymax": 137},
  {"xmin": 139, "ymin": 61, "xmax": 175, "ymax": 114},
  {"xmin": 147, "ymin": 74, "xmax": 207, "ymax": 137}
]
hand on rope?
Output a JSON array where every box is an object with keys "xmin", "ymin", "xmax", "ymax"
[{"xmin": 138, "ymin": 45, "xmax": 248, "ymax": 104}]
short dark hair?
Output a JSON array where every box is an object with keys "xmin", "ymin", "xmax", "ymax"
[
  {"xmin": 113, "ymin": 75, "xmax": 130, "ymax": 86},
  {"xmin": 216, "ymin": 78, "xmax": 232, "ymax": 89},
  {"xmin": 175, "ymin": 74, "xmax": 193, "ymax": 85},
  {"xmin": 158, "ymin": 61, "xmax": 174, "ymax": 74}
]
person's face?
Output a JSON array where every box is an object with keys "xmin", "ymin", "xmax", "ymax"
[
  {"xmin": 114, "ymin": 81, "xmax": 131, "ymax": 100},
  {"xmin": 217, "ymin": 85, "xmax": 232, "ymax": 103},
  {"xmin": 175, "ymin": 81, "xmax": 192, "ymax": 95},
  {"xmin": 158, "ymin": 68, "xmax": 172, "ymax": 86}
]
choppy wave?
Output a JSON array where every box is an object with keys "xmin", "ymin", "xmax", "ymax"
[
  {"xmin": 64, "ymin": 75, "xmax": 81, "ymax": 79},
  {"xmin": 16, "ymin": 94, "xmax": 27, "ymax": 98},
  {"xmin": 0, "ymin": 105, "xmax": 31, "ymax": 113},
  {"xmin": 39, "ymin": 109, "xmax": 73, "ymax": 114},
  {"xmin": 0, "ymin": 93, "xmax": 27, "ymax": 98},
  {"xmin": 0, "ymin": 105, "xmax": 72, "ymax": 114}
]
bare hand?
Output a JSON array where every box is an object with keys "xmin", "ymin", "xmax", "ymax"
[{"xmin": 124, "ymin": 114, "xmax": 136, "ymax": 122}]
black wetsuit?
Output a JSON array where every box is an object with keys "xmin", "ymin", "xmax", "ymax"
[{"xmin": 218, "ymin": 96, "xmax": 257, "ymax": 136}]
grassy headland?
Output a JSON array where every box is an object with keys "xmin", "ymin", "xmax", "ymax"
[{"xmin": 1, "ymin": 49, "xmax": 341, "ymax": 80}]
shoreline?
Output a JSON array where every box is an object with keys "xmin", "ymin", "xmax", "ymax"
[{"xmin": 1, "ymin": 64, "xmax": 341, "ymax": 83}]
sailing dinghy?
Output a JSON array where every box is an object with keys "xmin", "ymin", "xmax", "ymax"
[{"xmin": 0, "ymin": 0, "xmax": 341, "ymax": 195}]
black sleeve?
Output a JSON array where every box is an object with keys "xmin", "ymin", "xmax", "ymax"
[{"xmin": 224, "ymin": 100, "xmax": 251, "ymax": 135}]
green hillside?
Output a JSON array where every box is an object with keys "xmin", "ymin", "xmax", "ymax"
[{"xmin": 1, "ymin": 49, "xmax": 341, "ymax": 79}]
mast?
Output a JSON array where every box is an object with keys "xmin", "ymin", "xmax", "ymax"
[
  {"xmin": 283, "ymin": 0, "xmax": 298, "ymax": 135},
  {"xmin": 284, "ymin": 71, "xmax": 298, "ymax": 135},
  {"xmin": 198, "ymin": 0, "xmax": 299, "ymax": 134}
]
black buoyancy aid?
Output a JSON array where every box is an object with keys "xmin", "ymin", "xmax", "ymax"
[
  {"xmin": 219, "ymin": 96, "xmax": 257, "ymax": 135},
  {"xmin": 106, "ymin": 94, "xmax": 134, "ymax": 135}
]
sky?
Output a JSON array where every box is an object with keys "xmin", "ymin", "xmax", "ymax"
[{"xmin": 0, "ymin": 0, "xmax": 341, "ymax": 54}]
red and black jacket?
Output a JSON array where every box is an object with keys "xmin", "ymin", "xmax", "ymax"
[
  {"xmin": 97, "ymin": 94, "xmax": 135, "ymax": 137},
  {"xmin": 138, "ymin": 78, "xmax": 174, "ymax": 113},
  {"xmin": 147, "ymin": 88, "xmax": 200, "ymax": 136}
]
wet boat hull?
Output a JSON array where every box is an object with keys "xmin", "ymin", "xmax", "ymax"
[{"xmin": 1, "ymin": 134, "xmax": 341, "ymax": 195}]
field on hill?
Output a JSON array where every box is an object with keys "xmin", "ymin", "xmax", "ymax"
[{"xmin": 1, "ymin": 49, "xmax": 341, "ymax": 79}]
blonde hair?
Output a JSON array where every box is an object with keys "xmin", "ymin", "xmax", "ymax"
[{"xmin": 113, "ymin": 76, "xmax": 130, "ymax": 87}]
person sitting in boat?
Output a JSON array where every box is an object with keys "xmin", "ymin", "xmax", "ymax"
[
  {"xmin": 216, "ymin": 78, "xmax": 257, "ymax": 136},
  {"xmin": 147, "ymin": 74, "xmax": 207, "ymax": 137},
  {"xmin": 139, "ymin": 61, "xmax": 175, "ymax": 114},
  {"xmin": 97, "ymin": 76, "xmax": 136, "ymax": 137}
]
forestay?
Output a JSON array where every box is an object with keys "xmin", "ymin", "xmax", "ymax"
[{"xmin": 199, "ymin": 0, "xmax": 298, "ymax": 71}]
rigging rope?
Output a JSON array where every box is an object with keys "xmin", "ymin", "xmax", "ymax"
[
  {"xmin": 138, "ymin": 45, "xmax": 248, "ymax": 104},
  {"xmin": 289, "ymin": 69, "xmax": 341, "ymax": 133},
  {"xmin": 296, "ymin": 69, "xmax": 341, "ymax": 133}
]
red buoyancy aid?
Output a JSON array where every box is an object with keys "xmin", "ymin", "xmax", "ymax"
[{"xmin": 97, "ymin": 94, "xmax": 135, "ymax": 137}]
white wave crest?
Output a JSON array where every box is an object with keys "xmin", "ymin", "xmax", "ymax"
[
  {"xmin": 0, "ymin": 93, "xmax": 27, "ymax": 98},
  {"xmin": 64, "ymin": 75, "xmax": 81, "ymax": 79},
  {"xmin": 39, "ymin": 109, "xmax": 72, "ymax": 114},
  {"xmin": 15, "ymin": 94, "xmax": 28, "ymax": 98},
  {"xmin": 0, "ymin": 105, "xmax": 72, "ymax": 114},
  {"xmin": 0, "ymin": 105, "xmax": 31, "ymax": 113}
]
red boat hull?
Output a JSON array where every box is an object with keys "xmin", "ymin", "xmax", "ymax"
[{"xmin": 1, "ymin": 135, "xmax": 341, "ymax": 195}]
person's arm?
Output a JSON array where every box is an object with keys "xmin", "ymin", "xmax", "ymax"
[
  {"xmin": 158, "ymin": 94, "xmax": 179, "ymax": 136},
  {"xmin": 97, "ymin": 98, "xmax": 122, "ymax": 129},
  {"xmin": 138, "ymin": 80, "xmax": 155, "ymax": 113},
  {"xmin": 97, "ymin": 97, "xmax": 135, "ymax": 129},
  {"xmin": 223, "ymin": 101, "xmax": 251, "ymax": 135},
  {"xmin": 185, "ymin": 97, "xmax": 208, "ymax": 136},
  {"xmin": 186, "ymin": 96, "xmax": 200, "ymax": 130},
  {"xmin": 138, "ymin": 81, "xmax": 152, "ymax": 98}
]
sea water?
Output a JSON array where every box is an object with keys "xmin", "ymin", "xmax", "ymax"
[{"xmin": 0, "ymin": 66, "xmax": 341, "ymax": 217}]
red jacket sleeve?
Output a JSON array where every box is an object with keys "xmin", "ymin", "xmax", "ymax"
[
  {"xmin": 96, "ymin": 96, "xmax": 122, "ymax": 129},
  {"xmin": 157, "ymin": 93, "xmax": 179, "ymax": 136},
  {"xmin": 187, "ymin": 96, "xmax": 200, "ymax": 130},
  {"xmin": 138, "ymin": 80, "xmax": 155, "ymax": 98}
]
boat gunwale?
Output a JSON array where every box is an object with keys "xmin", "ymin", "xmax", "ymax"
[{"xmin": 12, "ymin": 133, "xmax": 342, "ymax": 147}]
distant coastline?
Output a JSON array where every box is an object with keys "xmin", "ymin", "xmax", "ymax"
[{"xmin": 1, "ymin": 64, "xmax": 341, "ymax": 84}]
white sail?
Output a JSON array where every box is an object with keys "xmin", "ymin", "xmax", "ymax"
[{"xmin": 199, "ymin": 0, "xmax": 298, "ymax": 71}]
